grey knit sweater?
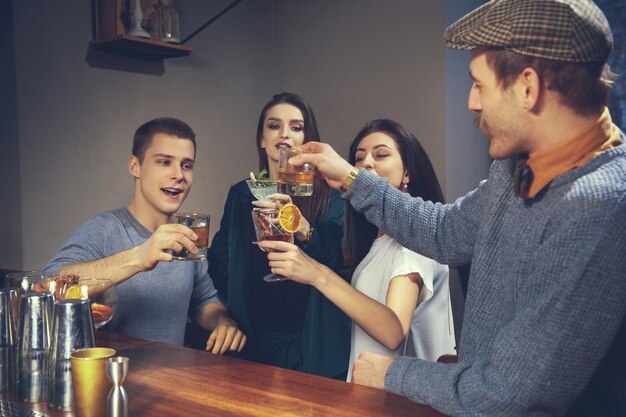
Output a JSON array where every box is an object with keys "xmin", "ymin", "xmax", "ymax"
[{"xmin": 345, "ymin": 144, "xmax": 626, "ymax": 417}]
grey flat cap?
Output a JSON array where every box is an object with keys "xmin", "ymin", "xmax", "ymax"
[{"xmin": 444, "ymin": 0, "xmax": 612, "ymax": 63}]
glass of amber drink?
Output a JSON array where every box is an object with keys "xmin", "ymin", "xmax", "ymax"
[
  {"xmin": 171, "ymin": 213, "xmax": 210, "ymax": 261},
  {"xmin": 63, "ymin": 278, "xmax": 117, "ymax": 329},
  {"xmin": 277, "ymin": 147, "xmax": 315, "ymax": 197}
]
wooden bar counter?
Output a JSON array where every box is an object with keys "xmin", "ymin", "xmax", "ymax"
[{"xmin": 10, "ymin": 331, "xmax": 447, "ymax": 417}]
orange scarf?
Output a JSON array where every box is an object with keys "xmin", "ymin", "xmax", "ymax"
[{"xmin": 521, "ymin": 108, "xmax": 623, "ymax": 199}]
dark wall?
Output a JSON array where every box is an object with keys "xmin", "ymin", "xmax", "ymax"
[
  {"xmin": 0, "ymin": 0, "xmax": 23, "ymax": 269},
  {"xmin": 597, "ymin": 0, "xmax": 626, "ymax": 130}
]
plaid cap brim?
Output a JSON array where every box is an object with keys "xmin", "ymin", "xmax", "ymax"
[{"xmin": 444, "ymin": 0, "xmax": 612, "ymax": 63}]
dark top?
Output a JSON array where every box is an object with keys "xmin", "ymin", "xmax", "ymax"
[
  {"xmin": 209, "ymin": 179, "xmax": 351, "ymax": 378},
  {"xmin": 241, "ymin": 201, "xmax": 310, "ymax": 332}
]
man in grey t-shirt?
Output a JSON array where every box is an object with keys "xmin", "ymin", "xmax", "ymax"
[{"xmin": 45, "ymin": 117, "xmax": 246, "ymax": 352}]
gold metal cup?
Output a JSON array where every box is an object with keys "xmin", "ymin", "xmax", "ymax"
[{"xmin": 70, "ymin": 347, "xmax": 117, "ymax": 417}]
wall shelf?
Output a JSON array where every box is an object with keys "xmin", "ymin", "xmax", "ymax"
[{"xmin": 90, "ymin": 34, "xmax": 193, "ymax": 60}]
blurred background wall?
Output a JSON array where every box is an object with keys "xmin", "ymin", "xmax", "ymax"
[{"xmin": 3, "ymin": 0, "xmax": 493, "ymax": 270}]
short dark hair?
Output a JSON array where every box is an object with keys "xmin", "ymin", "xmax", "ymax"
[
  {"xmin": 132, "ymin": 117, "xmax": 196, "ymax": 162},
  {"xmin": 484, "ymin": 48, "xmax": 616, "ymax": 116},
  {"xmin": 346, "ymin": 119, "xmax": 445, "ymax": 267}
]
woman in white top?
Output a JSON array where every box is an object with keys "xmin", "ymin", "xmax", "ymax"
[{"xmin": 260, "ymin": 119, "xmax": 455, "ymax": 380}]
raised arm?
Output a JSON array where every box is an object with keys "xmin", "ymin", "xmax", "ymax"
[
  {"xmin": 45, "ymin": 212, "xmax": 200, "ymax": 286},
  {"xmin": 294, "ymin": 142, "xmax": 486, "ymax": 266},
  {"xmin": 260, "ymin": 240, "xmax": 421, "ymax": 350},
  {"xmin": 57, "ymin": 223, "xmax": 199, "ymax": 285}
]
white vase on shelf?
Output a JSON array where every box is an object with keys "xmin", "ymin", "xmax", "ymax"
[{"xmin": 128, "ymin": 0, "xmax": 151, "ymax": 38}]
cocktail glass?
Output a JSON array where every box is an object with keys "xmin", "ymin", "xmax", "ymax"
[
  {"xmin": 64, "ymin": 278, "xmax": 117, "ymax": 329},
  {"xmin": 4, "ymin": 270, "xmax": 45, "ymax": 293},
  {"xmin": 245, "ymin": 179, "xmax": 278, "ymax": 201},
  {"xmin": 170, "ymin": 213, "xmax": 210, "ymax": 261},
  {"xmin": 251, "ymin": 208, "xmax": 293, "ymax": 282},
  {"xmin": 277, "ymin": 147, "xmax": 315, "ymax": 197},
  {"xmin": 39, "ymin": 274, "xmax": 80, "ymax": 300}
]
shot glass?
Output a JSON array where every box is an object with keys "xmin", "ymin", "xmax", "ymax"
[
  {"xmin": 170, "ymin": 213, "xmax": 210, "ymax": 261},
  {"xmin": 277, "ymin": 147, "xmax": 315, "ymax": 197},
  {"xmin": 71, "ymin": 347, "xmax": 117, "ymax": 417}
]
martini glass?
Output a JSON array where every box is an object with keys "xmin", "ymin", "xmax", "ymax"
[
  {"xmin": 246, "ymin": 179, "xmax": 278, "ymax": 201},
  {"xmin": 251, "ymin": 208, "xmax": 293, "ymax": 282}
]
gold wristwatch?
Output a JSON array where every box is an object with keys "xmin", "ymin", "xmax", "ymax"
[{"xmin": 339, "ymin": 167, "xmax": 360, "ymax": 194}]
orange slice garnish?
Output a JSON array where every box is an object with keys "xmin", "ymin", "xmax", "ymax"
[
  {"xmin": 64, "ymin": 285, "xmax": 88, "ymax": 299},
  {"xmin": 278, "ymin": 203, "xmax": 302, "ymax": 234},
  {"xmin": 64, "ymin": 285, "xmax": 82, "ymax": 299},
  {"xmin": 91, "ymin": 303, "xmax": 113, "ymax": 322}
]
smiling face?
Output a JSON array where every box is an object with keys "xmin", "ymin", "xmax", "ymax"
[
  {"xmin": 468, "ymin": 51, "xmax": 529, "ymax": 159},
  {"xmin": 260, "ymin": 103, "xmax": 305, "ymax": 169},
  {"xmin": 128, "ymin": 133, "xmax": 195, "ymax": 226},
  {"xmin": 353, "ymin": 132, "xmax": 409, "ymax": 190}
]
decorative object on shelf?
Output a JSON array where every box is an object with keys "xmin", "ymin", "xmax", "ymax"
[
  {"xmin": 128, "ymin": 0, "xmax": 151, "ymax": 38},
  {"xmin": 92, "ymin": 0, "xmax": 242, "ymax": 61},
  {"xmin": 151, "ymin": 0, "xmax": 181, "ymax": 43}
]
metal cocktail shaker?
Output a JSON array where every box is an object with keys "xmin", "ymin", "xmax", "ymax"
[
  {"xmin": 0, "ymin": 288, "xmax": 18, "ymax": 393},
  {"xmin": 48, "ymin": 298, "xmax": 96, "ymax": 410},
  {"xmin": 15, "ymin": 292, "xmax": 53, "ymax": 402}
]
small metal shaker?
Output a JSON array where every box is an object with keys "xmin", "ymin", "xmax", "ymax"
[
  {"xmin": 106, "ymin": 357, "xmax": 129, "ymax": 417},
  {"xmin": 48, "ymin": 299, "xmax": 96, "ymax": 410},
  {"xmin": 15, "ymin": 292, "xmax": 53, "ymax": 402},
  {"xmin": 0, "ymin": 288, "xmax": 18, "ymax": 393}
]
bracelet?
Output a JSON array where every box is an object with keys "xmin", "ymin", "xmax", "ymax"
[
  {"xmin": 339, "ymin": 167, "xmax": 360, "ymax": 194},
  {"xmin": 304, "ymin": 226, "xmax": 314, "ymax": 243}
]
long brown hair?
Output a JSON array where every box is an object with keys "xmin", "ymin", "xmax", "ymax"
[
  {"xmin": 255, "ymin": 92, "xmax": 330, "ymax": 222},
  {"xmin": 346, "ymin": 119, "xmax": 444, "ymax": 268}
]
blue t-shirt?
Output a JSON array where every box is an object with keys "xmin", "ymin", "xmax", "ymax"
[{"xmin": 44, "ymin": 208, "xmax": 221, "ymax": 345}]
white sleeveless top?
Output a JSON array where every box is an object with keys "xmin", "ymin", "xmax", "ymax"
[{"xmin": 347, "ymin": 234, "xmax": 456, "ymax": 381}]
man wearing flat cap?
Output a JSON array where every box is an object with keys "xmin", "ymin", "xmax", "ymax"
[{"xmin": 268, "ymin": 0, "xmax": 626, "ymax": 416}]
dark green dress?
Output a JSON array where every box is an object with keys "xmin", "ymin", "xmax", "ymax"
[{"xmin": 208, "ymin": 180, "xmax": 350, "ymax": 379}]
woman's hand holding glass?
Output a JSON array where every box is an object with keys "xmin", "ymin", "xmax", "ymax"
[
  {"xmin": 257, "ymin": 240, "xmax": 327, "ymax": 286},
  {"xmin": 251, "ymin": 193, "xmax": 292, "ymax": 210}
]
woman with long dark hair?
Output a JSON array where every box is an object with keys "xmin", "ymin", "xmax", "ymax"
[
  {"xmin": 208, "ymin": 93, "xmax": 350, "ymax": 378},
  {"xmin": 260, "ymin": 119, "xmax": 455, "ymax": 380}
]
